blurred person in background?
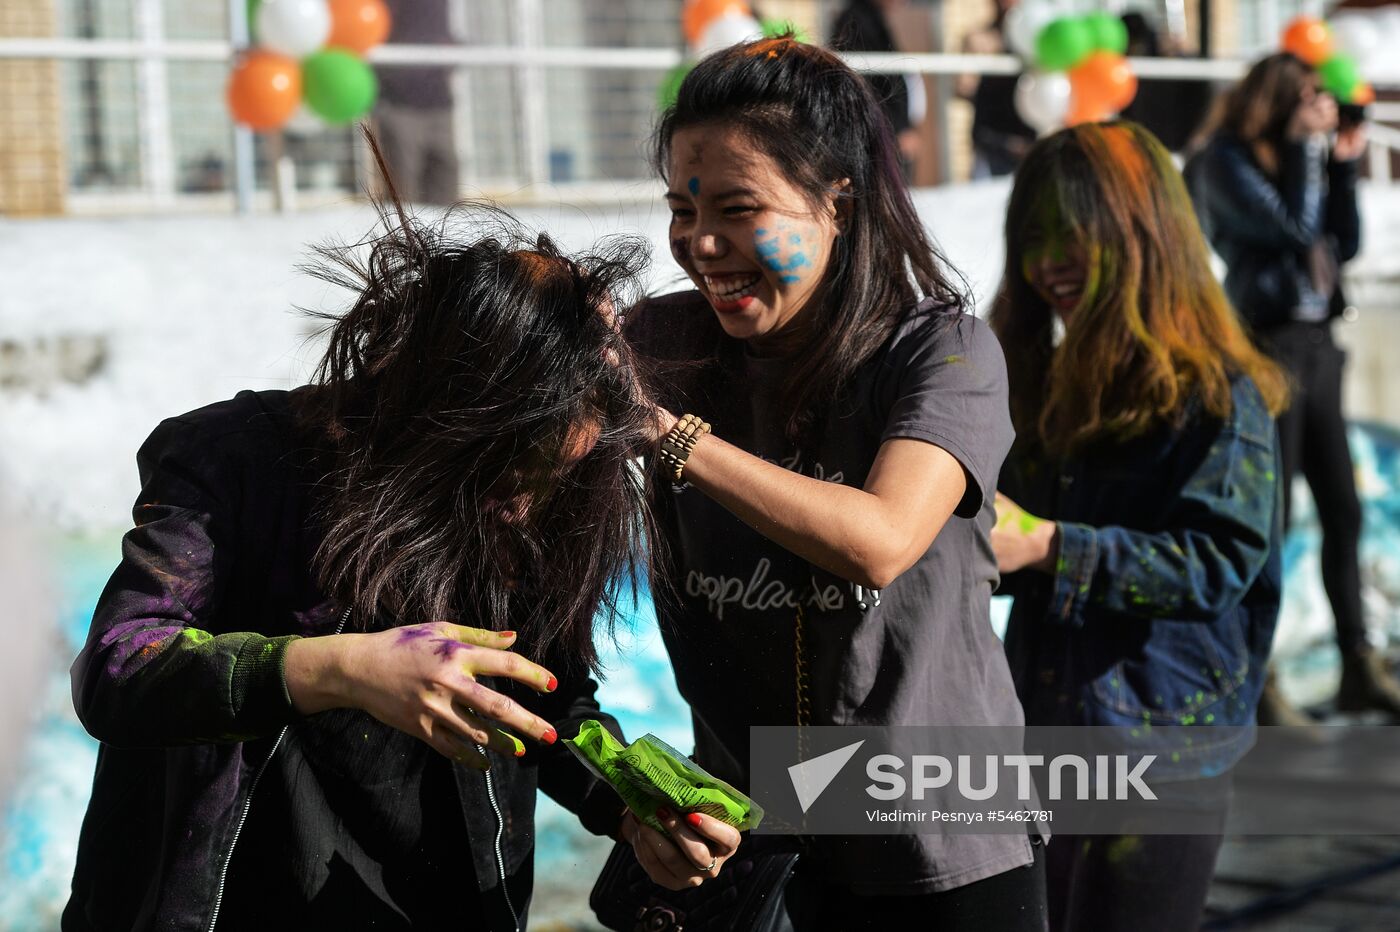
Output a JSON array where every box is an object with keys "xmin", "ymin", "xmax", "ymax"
[
  {"xmin": 1188, "ymin": 53, "xmax": 1400, "ymax": 723},
  {"xmin": 629, "ymin": 37, "xmax": 1047, "ymax": 930},
  {"xmin": 991, "ymin": 120, "xmax": 1288, "ymax": 932},
  {"xmin": 1118, "ymin": 11, "xmax": 1212, "ymax": 152},
  {"xmin": 62, "ymin": 182, "xmax": 740, "ymax": 930},
  {"xmin": 831, "ymin": 0, "xmax": 925, "ymax": 181},
  {"xmin": 374, "ymin": 0, "xmax": 459, "ymax": 205},
  {"xmin": 957, "ymin": 0, "xmax": 1036, "ymax": 177}
]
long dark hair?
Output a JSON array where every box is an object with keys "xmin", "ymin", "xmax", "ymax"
[
  {"xmin": 1193, "ymin": 52, "xmax": 1314, "ymax": 176},
  {"xmin": 990, "ymin": 121, "xmax": 1288, "ymax": 456},
  {"xmin": 652, "ymin": 36, "xmax": 967, "ymax": 444},
  {"xmin": 298, "ymin": 167, "xmax": 656, "ymax": 674}
]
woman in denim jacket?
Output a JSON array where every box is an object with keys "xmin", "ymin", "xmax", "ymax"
[{"xmin": 988, "ymin": 122, "xmax": 1289, "ymax": 932}]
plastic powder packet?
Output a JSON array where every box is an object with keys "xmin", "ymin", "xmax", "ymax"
[{"xmin": 565, "ymin": 720, "xmax": 764, "ymax": 834}]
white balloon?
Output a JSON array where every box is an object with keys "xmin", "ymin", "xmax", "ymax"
[
  {"xmin": 1330, "ymin": 14, "xmax": 1381, "ymax": 74},
  {"xmin": 696, "ymin": 13, "xmax": 764, "ymax": 57},
  {"xmin": 1014, "ymin": 70, "xmax": 1072, "ymax": 134},
  {"xmin": 256, "ymin": 0, "xmax": 332, "ymax": 58},
  {"xmin": 1004, "ymin": 3, "xmax": 1060, "ymax": 61}
]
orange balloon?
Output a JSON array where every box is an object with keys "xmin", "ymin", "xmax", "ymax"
[
  {"xmin": 328, "ymin": 0, "xmax": 391, "ymax": 55},
  {"xmin": 1281, "ymin": 17, "xmax": 1332, "ymax": 66},
  {"xmin": 682, "ymin": 0, "xmax": 751, "ymax": 45},
  {"xmin": 1353, "ymin": 82, "xmax": 1376, "ymax": 106},
  {"xmin": 226, "ymin": 51, "xmax": 301, "ymax": 131},
  {"xmin": 1069, "ymin": 51, "xmax": 1138, "ymax": 118},
  {"xmin": 1066, "ymin": 99, "xmax": 1112, "ymax": 126}
]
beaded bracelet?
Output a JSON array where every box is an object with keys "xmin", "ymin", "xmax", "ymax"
[{"xmin": 658, "ymin": 413, "xmax": 712, "ymax": 481}]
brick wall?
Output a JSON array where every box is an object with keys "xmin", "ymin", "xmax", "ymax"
[{"xmin": 0, "ymin": 0, "xmax": 65, "ymax": 216}]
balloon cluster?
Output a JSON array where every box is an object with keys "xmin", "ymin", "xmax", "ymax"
[
  {"xmin": 227, "ymin": 0, "xmax": 391, "ymax": 132},
  {"xmin": 1280, "ymin": 16, "xmax": 1375, "ymax": 106},
  {"xmin": 659, "ymin": 0, "xmax": 807, "ymax": 110},
  {"xmin": 1006, "ymin": 6, "xmax": 1138, "ymax": 133}
]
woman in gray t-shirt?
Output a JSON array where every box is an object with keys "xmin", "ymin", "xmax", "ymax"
[{"xmin": 621, "ymin": 37, "xmax": 1046, "ymax": 929}]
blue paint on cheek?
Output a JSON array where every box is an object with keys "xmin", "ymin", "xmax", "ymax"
[
  {"xmin": 687, "ymin": 176, "xmax": 700, "ymax": 196},
  {"xmin": 755, "ymin": 226, "xmax": 813, "ymax": 283}
]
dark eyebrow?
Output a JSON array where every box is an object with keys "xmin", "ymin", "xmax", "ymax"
[{"xmin": 664, "ymin": 187, "xmax": 758, "ymax": 202}]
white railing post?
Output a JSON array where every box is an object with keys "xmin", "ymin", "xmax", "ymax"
[
  {"xmin": 512, "ymin": 0, "xmax": 549, "ymax": 189},
  {"xmin": 134, "ymin": 0, "xmax": 175, "ymax": 208},
  {"xmin": 227, "ymin": 0, "xmax": 255, "ymax": 214}
]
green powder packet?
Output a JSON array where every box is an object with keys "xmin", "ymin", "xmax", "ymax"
[{"xmin": 566, "ymin": 720, "xmax": 764, "ymax": 835}]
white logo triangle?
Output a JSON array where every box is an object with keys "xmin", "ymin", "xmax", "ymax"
[{"xmin": 787, "ymin": 740, "xmax": 865, "ymax": 813}]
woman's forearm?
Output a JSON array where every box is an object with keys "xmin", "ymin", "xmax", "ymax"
[{"xmin": 677, "ymin": 431, "xmax": 964, "ymax": 590}]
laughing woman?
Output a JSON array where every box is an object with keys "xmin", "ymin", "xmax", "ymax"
[
  {"xmin": 624, "ymin": 37, "xmax": 1046, "ymax": 930},
  {"xmin": 989, "ymin": 121, "xmax": 1288, "ymax": 932},
  {"xmin": 64, "ymin": 196, "xmax": 739, "ymax": 931}
]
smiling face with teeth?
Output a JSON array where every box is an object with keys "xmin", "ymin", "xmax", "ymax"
[
  {"xmin": 1019, "ymin": 192, "xmax": 1095, "ymax": 322},
  {"xmin": 665, "ymin": 125, "xmax": 843, "ymax": 351}
]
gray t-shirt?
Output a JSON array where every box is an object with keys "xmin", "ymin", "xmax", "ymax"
[{"xmin": 630, "ymin": 291, "xmax": 1030, "ymax": 894}]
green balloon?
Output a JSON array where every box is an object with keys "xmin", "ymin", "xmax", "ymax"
[
  {"xmin": 1035, "ymin": 17, "xmax": 1094, "ymax": 71},
  {"xmin": 760, "ymin": 18, "xmax": 810, "ymax": 43},
  {"xmin": 658, "ymin": 62, "xmax": 692, "ymax": 111},
  {"xmin": 303, "ymin": 50, "xmax": 378, "ymax": 125},
  {"xmin": 1318, "ymin": 54, "xmax": 1361, "ymax": 102},
  {"xmin": 1085, "ymin": 13, "xmax": 1128, "ymax": 55}
]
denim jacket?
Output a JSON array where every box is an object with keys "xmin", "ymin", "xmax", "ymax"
[{"xmin": 998, "ymin": 377, "xmax": 1282, "ymax": 779}]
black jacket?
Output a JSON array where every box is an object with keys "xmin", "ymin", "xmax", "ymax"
[
  {"xmin": 65, "ymin": 389, "xmax": 624, "ymax": 931},
  {"xmin": 1187, "ymin": 134, "xmax": 1360, "ymax": 330}
]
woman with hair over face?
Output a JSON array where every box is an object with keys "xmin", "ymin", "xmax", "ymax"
[
  {"xmin": 624, "ymin": 36, "xmax": 1046, "ymax": 930},
  {"xmin": 63, "ymin": 186, "xmax": 740, "ymax": 930},
  {"xmin": 1188, "ymin": 53, "xmax": 1399, "ymax": 724},
  {"xmin": 990, "ymin": 120, "xmax": 1288, "ymax": 932}
]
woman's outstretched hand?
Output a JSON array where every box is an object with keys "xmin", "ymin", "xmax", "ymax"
[
  {"xmin": 284, "ymin": 622, "xmax": 560, "ymax": 768},
  {"xmin": 619, "ymin": 808, "xmax": 743, "ymax": 890},
  {"xmin": 991, "ymin": 492, "xmax": 1061, "ymax": 574}
]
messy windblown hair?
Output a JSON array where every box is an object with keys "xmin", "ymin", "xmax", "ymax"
[{"xmin": 297, "ymin": 151, "xmax": 656, "ymax": 674}]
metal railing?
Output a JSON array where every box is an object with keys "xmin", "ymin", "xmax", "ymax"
[{"xmin": 2, "ymin": 33, "xmax": 1397, "ymax": 212}]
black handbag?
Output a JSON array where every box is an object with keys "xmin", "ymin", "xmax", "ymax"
[
  {"xmin": 589, "ymin": 834, "xmax": 799, "ymax": 932},
  {"xmin": 590, "ymin": 605, "xmax": 815, "ymax": 932}
]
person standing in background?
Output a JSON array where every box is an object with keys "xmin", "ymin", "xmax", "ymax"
[
  {"xmin": 957, "ymin": 0, "xmax": 1036, "ymax": 177},
  {"xmin": 374, "ymin": 0, "xmax": 459, "ymax": 205},
  {"xmin": 1189, "ymin": 53, "xmax": 1400, "ymax": 724},
  {"xmin": 831, "ymin": 0, "xmax": 924, "ymax": 181}
]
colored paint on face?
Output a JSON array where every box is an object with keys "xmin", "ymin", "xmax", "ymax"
[
  {"xmin": 687, "ymin": 176, "xmax": 700, "ymax": 196},
  {"xmin": 1020, "ymin": 190, "xmax": 1096, "ymax": 317},
  {"xmin": 754, "ymin": 224, "xmax": 813, "ymax": 284},
  {"xmin": 670, "ymin": 236, "xmax": 690, "ymax": 264}
]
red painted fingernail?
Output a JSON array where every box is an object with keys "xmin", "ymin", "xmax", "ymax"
[
  {"xmin": 515, "ymin": 746, "xmax": 526, "ymax": 758},
  {"xmin": 542, "ymin": 727, "xmax": 558, "ymax": 745},
  {"xmin": 657, "ymin": 807, "xmax": 674, "ymax": 820},
  {"xmin": 499, "ymin": 630, "xmax": 516, "ymax": 638},
  {"xmin": 546, "ymin": 675, "xmax": 558, "ymax": 692},
  {"xmin": 686, "ymin": 813, "xmax": 703, "ymax": 829}
]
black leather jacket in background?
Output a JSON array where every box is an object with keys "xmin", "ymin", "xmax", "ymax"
[{"xmin": 1187, "ymin": 134, "xmax": 1361, "ymax": 330}]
